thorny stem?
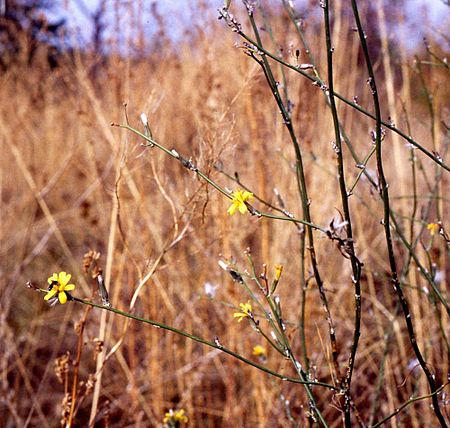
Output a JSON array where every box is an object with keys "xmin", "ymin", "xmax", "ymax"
[
  {"xmin": 370, "ymin": 104, "xmax": 446, "ymax": 419},
  {"xmin": 71, "ymin": 297, "xmax": 338, "ymax": 391},
  {"xmin": 322, "ymin": 2, "xmax": 363, "ymax": 425},
  {"xmin": 350, "ymin": 1, "xmax": 447, "ymax": 425},
  {"xmin": 246, "ymin": 8, "xmax": 341, "ymax": 386}
]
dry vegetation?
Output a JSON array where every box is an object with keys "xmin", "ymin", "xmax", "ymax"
[{"xmin": 1, "ymin": 1, "xmax": 449, "ymax": 427}]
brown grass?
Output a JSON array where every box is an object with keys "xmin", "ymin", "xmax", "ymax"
[{"xmin": 1, "ymin": 1, "xmax": 449, "ymax": 427}]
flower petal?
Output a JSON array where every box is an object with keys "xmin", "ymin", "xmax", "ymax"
[
  {"xmin": 58, "ymin": 272, "xmax": 71, "ymax": 287},
  {"xmin": 228, "ymin": 203, "xmax": 238, "ymax": 215},
  {"xmin": 238, "ymin": 203, "xmax": 248, "ymax": 214},
  {"xmin": 58, "ymin": 292, "xmax": 67, "ymax": 304},
  {"xmin": 65, "ymin": 284, "xmax": 75, "ymax": 291},
  {"xmin": 243, "ymin": 191, "xmax": 253, "ymax": 200},
  {"xmin": 44, "ymin": 288, "xmax": 58, "ymax": 300},
  {"xmin": 48, "ymin": 273, "xmax": 59, "ymax": 284}
]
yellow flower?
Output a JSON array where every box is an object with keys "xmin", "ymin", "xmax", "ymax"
[
  {"xmin": 227, "ymin": 189, "xmax": 253, "ymax": 215},
  {"xmin": 163, "ymin": 408, "xmax": 188, "ymax": 424},
  {"xmin": 274, "ymin": 264, "xmax": 283, "ymax": 281},
  {"xmin": 233, "ymin": 301, "xmax": 252, "ymax": 322},
  {"xmin": 44, "ymin": 272, "xmax": 75, "ymax": 305},
  {"xmin": 252, "ymin": 345, "xmax": 266, "ymax": 357},
  {"xmin": 427, "ymin": 223, "xmax": 439, "ymax": 236}
]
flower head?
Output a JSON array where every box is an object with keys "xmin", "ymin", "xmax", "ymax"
[
  {"xmin": 233, "ymin": 301, "xmax": 252, "ymax": 322},
  {"xmin": 252, "ymin": 345, "xmax": 267, "ymax": 357},
  {"xmin": 163, "ymin": 408, "xmax": 188, "ymax": 426},
  {"xmin": 227, "ymin": 189, "xmax": 253, "ymax": 215},
  {"xmin": 426, "ymin": 223, "xmax": 440, "ymax": 236},
  {"xmin": 44, "ymin": 272, "xmax": 75, "ymax": 305},
  {"xmin": 274, "ymin": 264, "xmax": 283, "ymax": 281}
]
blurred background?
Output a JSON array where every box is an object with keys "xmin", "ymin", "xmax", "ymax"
[{"xmin": 1, "ymin": 0, "xmax": 448, "ymax": 427}]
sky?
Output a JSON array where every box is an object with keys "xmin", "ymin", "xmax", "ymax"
[{"xmin": 48, "ymin": 0, "xmax": 448, "ymax": 49}]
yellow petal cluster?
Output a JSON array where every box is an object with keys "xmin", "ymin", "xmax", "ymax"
[
  {"xmin": 44, "ymin": 272, "xmax": 75, "ymax": 305},
  {"xmin": 227, "ymin": 189, "xmax": 253, "ymax": 215},
  {"xmin": 426, "ymin": 223, "xmax": 439, "ymax": 236},
  {"xmin": 274, "ymin": 264, "xmax": 283, "ymax": 281},
  {"xmin": 233, "ymin": 301, "xmax": 252, "ymax": 322},
  {"xmin": 163, "ymin": 408, "xmax": 188, "ymax": 424},
  {"xmin": 252, "ymin": 345, "xmax": 267, "ymax": 357}
]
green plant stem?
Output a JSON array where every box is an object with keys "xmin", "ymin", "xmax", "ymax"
[
  {"xmin": 390, "ymin": 214, "xmax": 449, "ymax": 316},
  {"xmin": 367, "ymin": 305, "xmax": 398, "ymax": 426},
  {"xmin": 218, "ymin": 11, "xmax": 449, "ymax": 172},
  {"xmin": 347, "ymin": 147, "xmax": 376, "ymax": 195},
  {"xmin": 415, "ymin": 55, "xmax": 443, "ymax": 218},
  {"xmin": 236, "ymin": 261, "xmax": 287, "ymax": 355},
  {"xmin": 372, "ymin": 383, "xmax": 449, "ymax": 428},
  {"xmin": 244, "ymin": 256, "xmax": 327, "ymax": 426},
  {"xmin": 217, "ymin": 168, "xmax": 288, "ymax": 215},
  {"xmin": 424, "ymin": 43, "xmax": 450, "ymax": 69},
  {"xmin": 257, "ymin": 3, "xmax": 289, "ymax": 107},
  {"xmin": 220, "ymin": 165, "xmax": 311, "ymax": 371},
  {"xmin": 246, "ymin": 10, "xmax": 341, "ymax": 388},
  {"xmin": 279, "ymin": 0, "xmax": 448, "ymax": 312},
  {"xmin": 115, "ymin": 124, "xmax": 326, "ymax": 233},
  {"xmin": 298, "ymin": 230, "xmax": 309, "ymax": 373},
  {"xmin": 350, "ymin": 1, "xmax": 447, "ymax": 425},
  {"xmin": 257, "ymin": 2, "xmax": 311, "ymax": 376},
  {"xmin": 71, "ymin": 297, "xmax": 337, "ymax": 391}
]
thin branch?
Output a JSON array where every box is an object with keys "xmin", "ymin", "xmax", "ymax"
[{"xmin": 71, "ymin": 297, "xmax": 338, "ymax": 390}]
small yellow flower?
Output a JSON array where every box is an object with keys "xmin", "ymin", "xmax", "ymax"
[
  {"xmin": 427, "ymin": 223, "xmax": 439, "ymax": 236},
  {"xmin": 252, "ymin": 345, "xmax": 266, "ymax": 357},
  {"xmin": 163, "ymin": 408, "xmax": 188, "ymax": 425},
  {"xmin": 233, "ymin": 301, "xmax": 252, "ymax": 322},
  {"xmin": 44, "ymin": 272, "xmax": 75, "ymax": 305},
  {"xmin": 274, "ymin": 264, "xmax": 283, "ymax": 281},
  {"xmin": 227, "ymin": 189, "xmax": 253, "ymax": 215}
]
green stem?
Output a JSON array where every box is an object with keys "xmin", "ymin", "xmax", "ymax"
[
  {"xmin": 72, "ymin": 297, "xmax": 337, "ymax": 390},
  {"xmin": 217, "ymin": 9, "xmax": 450, "ymax": 172},
  {"xmin": 350, "ymin": 1, "xmax": 447, "ymax": 425},
  {"xmin": 247, "ymin": 11, "xmax": 341, "ymax": 389},
  {"xmin": 116, "ymin": 124, "xmax": 326, "ymax": 232},
  {"xmin": 278, "ymin": 0, "xmax": 448, "ymax": 309},
  {"xmin": 372, "ymin": 383, "xmax": 449, "ymax": 428}
]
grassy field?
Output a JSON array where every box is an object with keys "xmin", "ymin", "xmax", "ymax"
[{"xmin": 1, "ymin": 1, "xmax": 449, "ymax": 427}]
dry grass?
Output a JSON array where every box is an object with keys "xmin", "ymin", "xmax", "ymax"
[{"xmin": 1, "ymin": 1, "xmax": 449, "ymax": 427}]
